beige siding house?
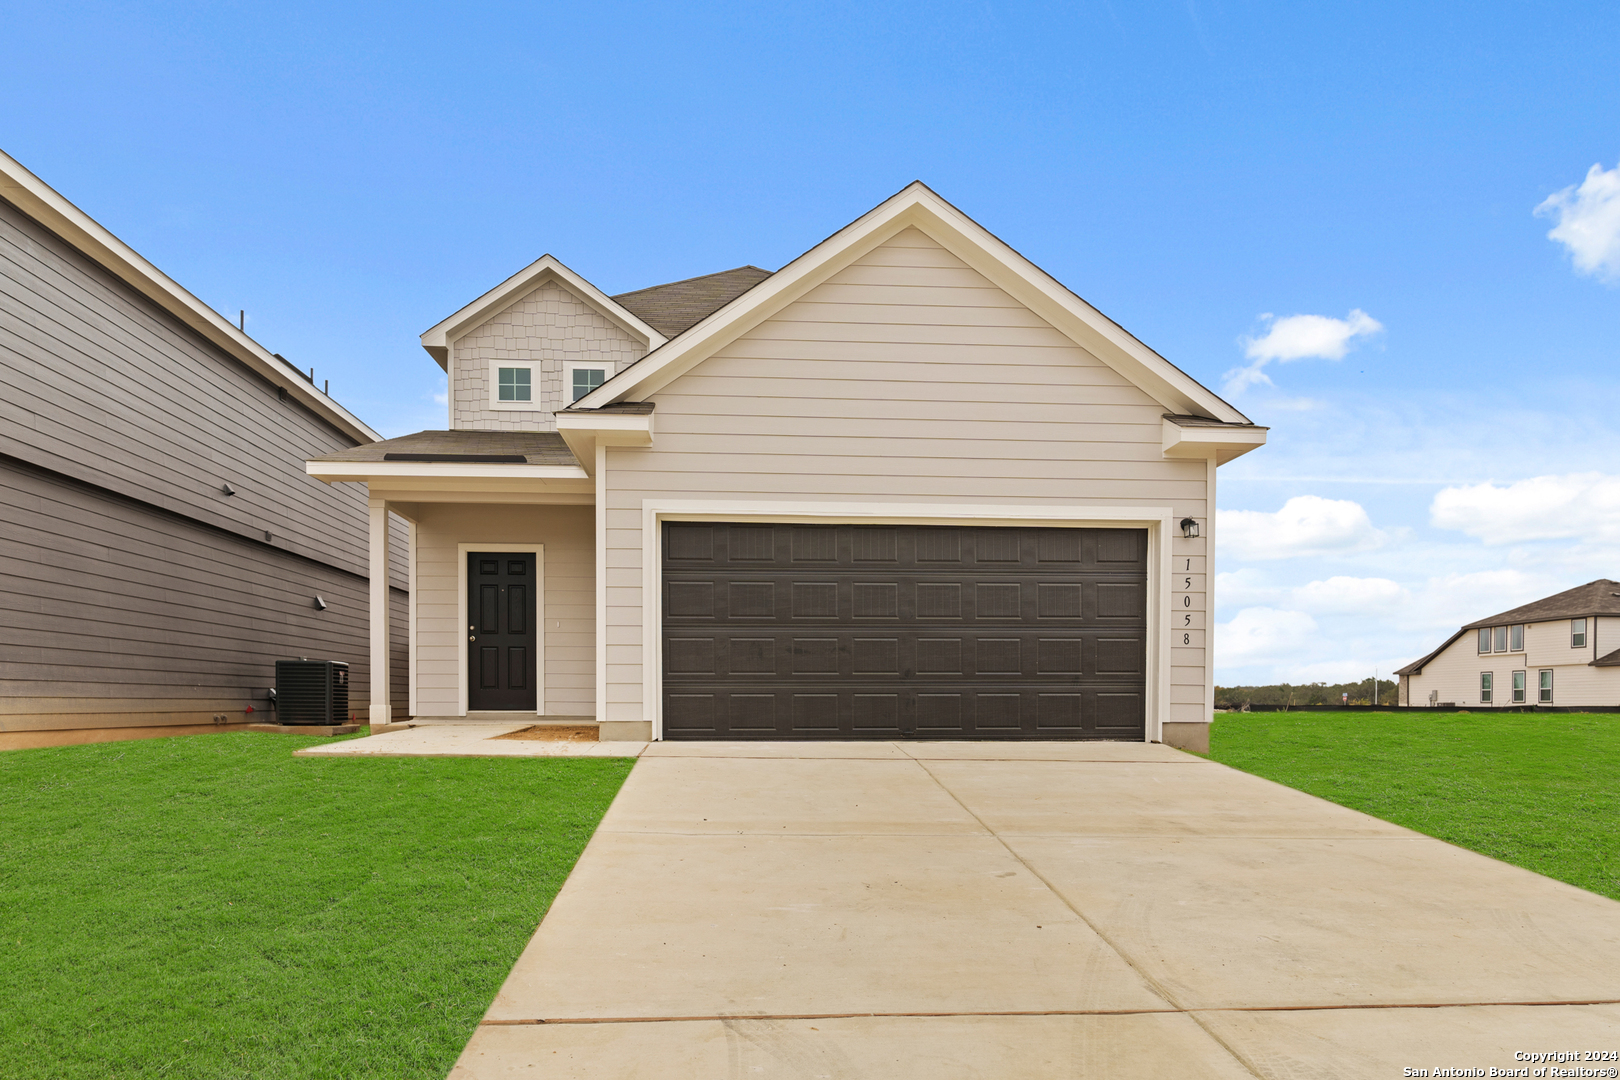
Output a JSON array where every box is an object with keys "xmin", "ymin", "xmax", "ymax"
[
  {"xmin": 308, "ymin": 184, "xmax": 1265, "ymax": 750},
  {"xmin": 1397, "ymin": 579, "xmax": 1620, "ymax": 709}
]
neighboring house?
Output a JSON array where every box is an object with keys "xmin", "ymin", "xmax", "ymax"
[
  {"xmin": 307, "ymin": 183, "xmax": 1266, "ymax": 750},
  {"xmin": 1396, "ymin": 579, "xmax": 1620, "ymax": 709},
  {"xmin": 0, "ymin": 150, "xmax": 408, "ymax": 750}
]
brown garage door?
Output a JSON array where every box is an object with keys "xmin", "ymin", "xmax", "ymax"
[{"xmin": 661, "ymin": 522, "xmax": 1146, "ymax": 740}]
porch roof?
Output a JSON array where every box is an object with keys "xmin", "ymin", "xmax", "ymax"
[{"xmin": 308, "ymin": 429, "xmax": 580, "ymax": 467}]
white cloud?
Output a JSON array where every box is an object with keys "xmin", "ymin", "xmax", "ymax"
[
  {"xmin": 1408, "ymin": 569, "xmax": 1555, "ymax": 630},
  {"xmin": 1214, "ymin": 607, "xmax": 1320, "ymax": 668},
  {"xmin": 1536, "ymin": 160, "xmax": 1620, "ymax": 282},
  {"xmin": 1218, "ymin": 495, "xmax": 1388, "ymax": 560},
  {"xmin": 1430, "ymin": 472, "xmax": 1620, "ymax": 544},
  {"xmin": 1224, "ymin": 309, "xmax": 1383, "ymax": 393},
  {"xmin": 1290, "ymin": 575, "xmax": 1407, "ymax": 615}
]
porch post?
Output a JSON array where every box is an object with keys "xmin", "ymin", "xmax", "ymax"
[{"xmin": 368, "ymin": 497, "xmax": 391, "ymax": 727}]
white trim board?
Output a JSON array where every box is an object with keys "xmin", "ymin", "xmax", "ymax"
[
  {"xmin": 578, "ymin": 182, "xmax": 1249, "ymax": 426},
  {"xmin": 457, "ymin": 544, "xmax": 546, "ymax": 718},
  {"xmin": 636, "ymin": 499, "xmax": 1173, "ymax": 742}
]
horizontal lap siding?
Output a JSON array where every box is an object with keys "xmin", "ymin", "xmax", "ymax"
[
  {"xmin": 413, "ymin": 504, "xmax": 594, "ymax": 717},
  {"xmin": 0, "ymin": 458, "xmax": 405, "ymax": 728},
  {"xmin": 603, "ymin": 226, "xmax": 1210, "ymax": 724},
  {"xmin": 0, "ymin": 196, "xmax": 405, "ymax": 587}
]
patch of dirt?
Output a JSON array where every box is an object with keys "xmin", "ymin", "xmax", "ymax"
[{"xmin": 491, "ymin": 724, "xmax": 600, "ymax": 742}]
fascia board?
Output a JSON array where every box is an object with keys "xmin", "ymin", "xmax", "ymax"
[
  {"xmin": 0, "ymin": 149, "xmax": 381, "ymax": 445},
  {"xmin": 418, "ymin": 255, "xmax": 667, "ymax": 371},
  {"xmin": 305, "ymin": 460, "xmax": 589, "ymax": 484},
  {"xmin": 578, "ymin": 182, "xmax": 1250, "ymax": 425},
  {"xmin": 553, "ymin": 410, "xmax": 654, "ymax": 475},
  {"xmin": 1162, "ymin": 418, "xmax": 1268, "ymax": 462}
]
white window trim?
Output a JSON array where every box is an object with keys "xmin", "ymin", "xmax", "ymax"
[
  {"xmin": 456, "ymin": 543, "xmax": 546, "ymax": 717},
  {"xmin": 1539, "ymin": 668, "xmax": 1554, "ymax": 704},
  {"xmin": 563, "ymin": 360, "xmax": 611, "ymax": 405},
  {"xmin": 1480, "ymin": 671, "xmax": 1493, "ymax": 704},
  {"xmin": 488, "ymin": 360, "xmax": 545, "ymax": 411},
  {"xmin": 1572, "ymin": 618, "xmax": 1588, "ymax": 649},
  {"xmin": 638, "ymin": 499, "xmax": 1175, "ymax": 743},
  {"xmin": 1511, "ymin": 669, "xmax": 1526, "ymax": 704}
]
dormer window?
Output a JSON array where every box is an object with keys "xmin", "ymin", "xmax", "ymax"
[
  {"xmin": 498, "ymin": 367, "xmax": 531, "ymax": 402},
  {"xmin": 565, "ymin": 361, "xmax": 607, "ymax": 402}
]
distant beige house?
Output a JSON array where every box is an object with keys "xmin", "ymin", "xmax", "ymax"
[
  {"xmin": 306, "ymin": 183, "xmax": 1266, "ymax": 750},
  {"xmin": 1396, "ymin": 579, "xmax": 1620, "ymax": 708}
]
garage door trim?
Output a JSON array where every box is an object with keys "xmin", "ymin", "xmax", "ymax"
[{"xmin": 639, "ymin": 501, "xmax": 1175, "ymax": 742}]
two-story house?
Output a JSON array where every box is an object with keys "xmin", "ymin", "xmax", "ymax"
[
  {"xmin": 307, "ymin": 183, "xmax": 1266, "ymax": 750},
  {"xmin": 0, "ymin": 150, "xmax": 408, "ymax": 749},
  {"xmin": 1397, "ymin": 579, "xmax": 1620, "ymax": 708}
]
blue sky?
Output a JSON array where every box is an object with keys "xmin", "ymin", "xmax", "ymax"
[{"xmin": 5, "ymin": 1, "xmax": 1619, "ymax": 684}]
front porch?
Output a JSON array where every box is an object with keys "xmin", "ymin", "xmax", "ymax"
[{"xmin": 305, "ymin": 428, "xmax": 654, "ymax": 737}]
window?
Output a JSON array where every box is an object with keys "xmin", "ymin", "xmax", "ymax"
[
  {"xmin": 1539, "ymin": 669, "xmax": 1553, "ymax": 704},
  {"xmin": 497, "ymin": 367, "xmax": 531, "ymax": 402},
  {"xmin": 1480, "ymin": 672, "xmax": 1493, "ymax": 703},
  {"xmin": 1510, "ymin": 624, "xmax": 1523, "ymax": 652},
  {"xmin": 1493, "ymin": 625, "xmax": 1507, "ymax": 652},
  {"xmin": 1512, "ymin": 670, "xmax": 1526, "ymax": 704},
  {"xmin": 1478, "ymin": 627, "xmax": 1491, "ymax": 654},
  {"xmin": 565, "ymin": 362, "xmax": 607, "ymax": 402},
  {"xmin": 1572, "ymin": 618, "xmax": 1587, "ymax": 648}
]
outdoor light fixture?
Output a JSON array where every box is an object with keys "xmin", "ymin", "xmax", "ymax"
[
  {"xmin": 313, "ymin": 596, "xmax": 328, "ymax": 611},
  {"xmin": 1179, "ymin": 517, "xmax": 1200, "ymax": 539}
]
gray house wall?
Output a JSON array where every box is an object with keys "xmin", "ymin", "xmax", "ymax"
[{"xmin": 0, "ymin": 193, "xmax": 407, "ymax": 739}]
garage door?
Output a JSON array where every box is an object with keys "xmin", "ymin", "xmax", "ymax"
[{"xmin": 661, "ymin": 522, "xmax": 1147, "ymax": 740}]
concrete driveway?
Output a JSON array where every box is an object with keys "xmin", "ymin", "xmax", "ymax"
[{"xmin": 450, "ymin": 741, "xmax": 1620, "ymax": 1079}]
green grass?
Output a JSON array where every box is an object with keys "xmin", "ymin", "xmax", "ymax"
[
  {"xmin": 0, "ymin": 732, "xmax": 635, "ymax": 1079},
  {"xmin": 1208, "ymin": 709, "xmax": 1620, "ymax": 901}
]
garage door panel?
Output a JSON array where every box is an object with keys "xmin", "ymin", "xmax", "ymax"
[{"xmin": 663, "ymin": 523, "xmax": 1146, "ymax": 740}]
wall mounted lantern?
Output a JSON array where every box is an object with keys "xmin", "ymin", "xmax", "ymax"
[{"xmin": 1179, "ymin": 517, "xmax": 1200, "ymax": 539}]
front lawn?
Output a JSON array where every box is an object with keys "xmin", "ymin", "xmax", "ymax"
[
  {"xmin": 1209, "ymin": 709, "xmax": 1620, "ymax": 901},
  {"xmin": 0, "ymin": 732, "xmax": 634, "ymax": 1079}
]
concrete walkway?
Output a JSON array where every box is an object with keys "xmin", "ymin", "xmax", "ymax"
[{"xmin": 338, "ymin": 733, "xmax": 1620, "ymax": 1078}]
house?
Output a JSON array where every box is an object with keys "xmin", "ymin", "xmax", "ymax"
[
  {"xmin": 0, "ymin": 149, "xmax": 408, "ymax": 750},
  {"xmin": 306, "ymin": 183, "xmax": 1266, "ymax": 750},
  {"xmin": 1396, "ymin": 579, "xmax": 1620, "ymax": 709}
]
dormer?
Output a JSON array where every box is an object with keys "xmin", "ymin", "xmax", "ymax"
[{"xmin": 420, "ymin": 255, "xmax": 667, "ymax": 432}]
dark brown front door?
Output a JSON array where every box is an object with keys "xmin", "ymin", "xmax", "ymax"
[
  {"xmin": 661, "ymin": 523, "xmax": 1147, "ymax": 740},
  {"xmin": 468, "ymin": 552, "xmax": 536, "ymax": 711}
]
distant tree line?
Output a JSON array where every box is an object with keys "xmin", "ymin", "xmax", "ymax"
[{"xmin": 1215, "ymin": 678, "xmax": 1400, "ymax": 709}]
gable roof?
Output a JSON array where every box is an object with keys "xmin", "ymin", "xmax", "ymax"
[
  {"xmin": 572, "ymin": 181, "xmax": 1253, "ymax": 424},
  {"xmin": 613, "ymin": 266, "xmax": 773, "ymax": 338},
  {"xmin": 1463, "ymin": 579, "xmax": 1620, "ymax": 630},
  {"xmin": 1395, "ymin": 578, "xmax": 1620, "ymax": 676},
  {"xmin": 418, "ymin": 254, "xmax": 667, "ymax": 371},
  {"xmin": 0, "ymin": 148, "xmax": 379, "ymax": 444}
]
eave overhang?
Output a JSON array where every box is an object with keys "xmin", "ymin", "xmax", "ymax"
[
  {"xmin": 1161, "ymin": 415, "xmax": 1269, "ymax": 464},
  {"xmin": 554, "ymin": 405, "xmax": 655, "ymax": 474},
  {"xmin": 305, "ymin": 460, "xmax": 589, "ymax": 484}
]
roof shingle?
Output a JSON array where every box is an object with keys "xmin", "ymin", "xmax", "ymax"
[
  {"xmin": 612, "ymin": 266, "xmax": 772, "ymax": 338},
  {"xmin": 307, "ymin": 429, "xmax": 578, "ymax": 466}
]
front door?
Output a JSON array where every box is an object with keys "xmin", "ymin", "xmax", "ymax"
[{"xmin": 467, "ymin": 552, "xmax": 537, "ymax": 711}]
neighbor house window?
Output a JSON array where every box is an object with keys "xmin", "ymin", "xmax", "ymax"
[
  {"xmin": 1480, "ymin": 672, "xmax": 1493, "ymax": 703},
  {"xmin": 1478, "ymin": 628, "xmax": 1491, "ymax": 653},
  {"xmin": 1572, "ymin": 619, "xmax": 1587, "ymax": 648},
  {"xmin": 1539, "ymin": 669, "xmax": 1553, "ymax": 703},
  {"xmin": 1510, "ymin": 624, "xmax": 1524, "ymax": 651},
  {"xmin": 498, "ymin": 367, "xmax": 532, "ymax": 402},
  {"xmin": 1493, "ymin": 625, "xmax": 1507, "ymax": 652},
  {"xmin": 1512, "ymin": 670, "xmax": 1526, "ymax": 704},
  {"xmin": 565, "ymin": 362, "xmax": 607, "ymax": 402}
]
